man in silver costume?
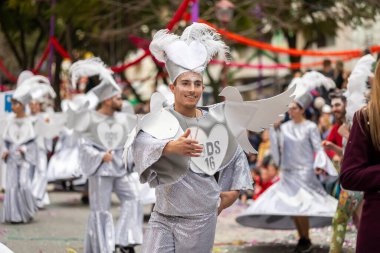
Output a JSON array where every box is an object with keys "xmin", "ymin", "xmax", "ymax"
[
  {"xmin": 71, "ymin": 58, "xmax": 142, "ymax": 253},
  {"xmin": 130, "ymin": 23, "xmax": 254, "ymax": 253}
]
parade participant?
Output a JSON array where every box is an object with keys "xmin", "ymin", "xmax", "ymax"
[
  {"xmin": 339, "ymin": 57, "xmax": 380, "ymax": 253},
  {"xmin": 237, "ymin": 72, "xmax": 338, "ymax": 253},
  {"xmin": 1, "ymin": 80, "xmax": 40, "ymax": 223},
  {"xmin": 328, "ymin": 54, "xmax": 374, "ymax": 253},
  {"xmin": 322, "ymin": 91, "xmax": 345, "ymax": 160},
  {"xmin": 47, "ymin": 96, "xmax": 90, "ymax": 186},
  {"xmin": 124, "ymin": 23, "xmax": 295, "ymax": 253},
  {"xmin": 69, "ymin": 58, "xmax": 142, "ymax": 253},
  {"xmin": 26, "ymin": 76, "xmax": 56, "ymax": 209}
]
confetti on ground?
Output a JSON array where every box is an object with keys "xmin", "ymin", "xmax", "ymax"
[{"xmin": 66, "ymin": 247, "xmax": 78, "ymax": 253}]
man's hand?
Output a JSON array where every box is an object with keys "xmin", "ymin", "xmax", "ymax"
[
  {"xmin": 2, "ymin": 151, "xmax": 9, "ymax": 162},
  {"xmin": 218, "ymin": 190, "xmax": 240, "ymax": 215},
  {"xmin": 163, "ymin": 129, "xmax": 203, "ymax": 157},
  {"xmin": 315, "ymin": 167, "xmax": 326, "ymax": 176},
  {"xmin": 273, "ymin": 120, "xmax": 282, "ymax": 129},
  {"xmin": 17, "ymin": 146, "xmax": 26, "ymax": 158},
  {"xmin": 103, "ymin": 150, "xmax": 113, "ymax": 163},
  {"xmin": 322, "ymin": 140, "xmax": 335, "ymax": 150},
  {"xmin": 322, "ymin": 140, "xmax": 343, "ymax": 156},
  {"xmin": 338, "ymin": 123, "xmax": 349, "ymax": 139}
]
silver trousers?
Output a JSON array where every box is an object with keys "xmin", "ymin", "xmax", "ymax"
[
  {"xmin": 84, "ymin": 174, "xmax": 143, "ymax": 253},
  {"xmin": 142, "ymin": 211, "xmax": 217, "ymax": 253}
]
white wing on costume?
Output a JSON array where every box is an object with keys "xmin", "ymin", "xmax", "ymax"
[
  {"xmin": 64, "ymin": 94, "xmax": 94, "ymax": 132},
  {"xmin": 34, "ymin": 112, "xmax": 67, "ymax": 139},
  {"xmin": 219, "ymin": 85, "xmax": 296, "ymax": 153},
  {"xmin": 69, "ymin": 57, "xmax": 117, "ymax": 90},
  {"xmin": 0, "ymin": 116, "xmax": 10, "ymax": 155},
  {"xmin": 140, "ymin": 92, "xmax": 179, "ymax": 139},
  {"xmin": 0, "ymin": 115, "xmax": 9, "ymax": 139},
  {"xmin": 345, "ymin": 54, "xmax": 375, "ymax": 124},
  {"xmin": 122, "ymin": 92, "xmax": 180, "ymax": 164}
]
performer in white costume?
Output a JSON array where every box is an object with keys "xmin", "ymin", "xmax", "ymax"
[
  {"xmin": 237, "ymin": 72, "xmax": 338, "ymax": 253},
  {"xmin": 47, "ymin": 96, "xmax": 88, "ymax": 184},
  {"xmin": 124, "ymin": 23, "xmax": 296, "ymax": 253},
  {"xmin": 1, "ymin": 80, "xmax": 41, "ymax": 223},
  {"xmin": 26, "ymin": 76, "xmax": 56, "ymax": 208},
  {"xmin": 69, "ymin": 58, "xmax": 142, "ymax": 253}
]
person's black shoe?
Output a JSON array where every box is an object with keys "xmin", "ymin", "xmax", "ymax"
[
  {"xmin": 117, "ymin": 246, "xmax": 135, "ymax": 253},
  {"xmin": 294, "ymin": 237, "xmax": 312, "ymax": 253},
  {"xmin": 81, "ymin": 195, "xmax": 89, "ymax": 205}
]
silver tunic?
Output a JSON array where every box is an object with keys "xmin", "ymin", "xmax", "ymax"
[
  {"xmin": 80, "ymin": 111, "xmax": 133, "ymax": 177},
  {"xmin": 30, "ymin": 114, "xmax": 51, "ymax": 208},
  {"xmin": 237, "ymin": 120, "xmax": 338, "ymax": 229},
  {"xmin": 81, "ymin": 111, "xmax": 142, "ymax": 253},
  {"xmin": 1, "ymin": 117, "xmax": 38, "ymax": 223},
  {"xmin": 133, "ymin": 129, "xmax": 252, "ymax": 216},
  {"xmin": 132, "ymin": 108, "xmax": 252, "ymax": 252},
  {"xmin": 47, "ymin": 128, "xmax": 82, "ymax": 182}
]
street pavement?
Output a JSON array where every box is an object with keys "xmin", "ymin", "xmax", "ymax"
[{"xmin": 0, "ymin": 191, "xmax": 356, "ymax": 253}]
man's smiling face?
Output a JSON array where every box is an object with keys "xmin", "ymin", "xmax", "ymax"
[{"xmin": 170, "ymin": 71, "xmax": 204, "ymax": 110}]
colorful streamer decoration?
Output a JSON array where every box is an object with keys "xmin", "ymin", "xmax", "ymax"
[
  {"xmin": 210, "ymin": 55, "xmax": 357, "ymax": 70},
  {"xmin": 199, "ymin": 19, "xmax": 380, "ymax": 57}
]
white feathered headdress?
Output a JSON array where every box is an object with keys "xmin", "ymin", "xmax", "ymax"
[
  {"xmin": 288, "ymin": 71, "xmax": 336, "ymax": 108},
  {"xmin": 69, "ymin": 57, "xmax": 121, "ymax": 103},
  {"xmin": 149, "ymin": 22, "xmax": 230, "ymax": 83},
  {"xmin": 13, "ymin": 75, "xmax": 56, "ymax": 105},
  {"xmin": 345, "ymin": 54, "xmax": 375, "ymax": 125},
  {"xmin": 70, "ymin": 57, "xmax": 118, "ymax": 90}
]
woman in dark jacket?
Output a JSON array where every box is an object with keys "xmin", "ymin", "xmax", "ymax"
[{"xmin": 340, "ymin": 60, "xmax": 380, "ymax": 253}]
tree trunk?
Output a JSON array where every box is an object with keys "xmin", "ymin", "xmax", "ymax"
[
  {"xmin": 0, "ymin": 17, "xmax": 23, "ymax": 69},
  {"xmin": 285, "ymin": 32, "xmax": 301, "ymax": 73},
  {"xmin": 205, "ymin": 67, "xmax": 221, "ymax": 103},
  {"xmin": 30, "ymin": 28, "xmax": 45, "ymax": 68},
  {"xmin": 15, "ymin": 18, "xmax": 28, "ymax": 69},
  {"xmin": 53, "ymin": 53, "xmax": 62, "ymax": 111}
]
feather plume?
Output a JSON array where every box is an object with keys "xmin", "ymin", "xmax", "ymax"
[
  {"xmin": 149, "ymin": 29, "xmax": 179, "ymax": 63},
  {"xmin": 69, "ymin": 57, "xmax": 117, "ymax": 90},
  {"xmin": 288, "ymin": 71, "xmax": 335, "ymax": 99},
  {"xmin": 15, "ymin": 75, "xmax": 56, "ymax": 100},
  {"xmin": 16, "ymin": 70, "xmax": 34, "ymax": 87},
  {"xmin": 19, "ymin": 75, "xmax": 50, "ymax": 87},
  {"xmin": 180, "ymin": 23, "xmax": 230, "ymax": 62},
  {"xmin": 346, "ymin": 54, "xmax": 375, "ymax": 124},
  {"xmin": 301, "ymin": 71, "xmax": 336, "ymax": 91},
  {"xmin": 31, "ymin": 85, "xmax": 56, "ymax": 100}
]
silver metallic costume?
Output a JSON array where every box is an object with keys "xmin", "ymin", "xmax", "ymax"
[
  {"xmin": 1, "ymin": 116, "xmax": 38, "ymax": 223},
  {"xmin": 132, "ymin": 106, "xmax": 253, "ymax": 253},
  {"xmin": 47, "ymin": 128, "xmax": 83, "ymax": 183},
  {"xmin": 237, "ymin": 120, "xmax": 338, "ymax": 229},
  {"xmin": 30, "ymin": 114, "xmax": 51, "ymax": 208},
  {"xmin": 81, "ymin": 111, "xmax": 142, "ymax": 253}
]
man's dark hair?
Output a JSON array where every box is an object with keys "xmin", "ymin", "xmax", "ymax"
[
  {"xmin": 329, "ymin": 90, "xmax": 346, "ymax": 103},
  {"xmin": 323, "ymin": 59, "xmax": 332, "ymax": 68}
]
